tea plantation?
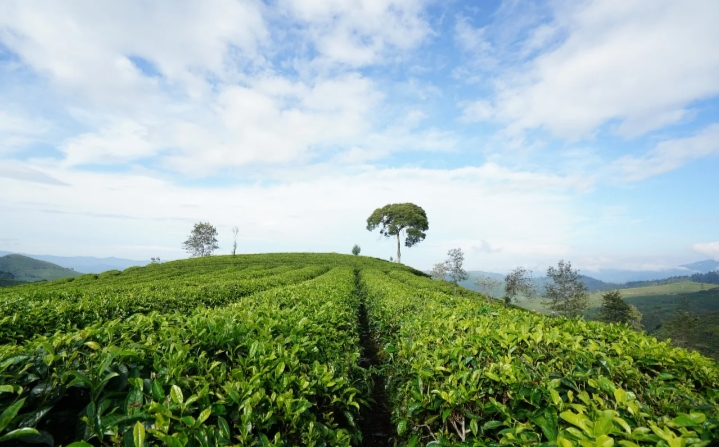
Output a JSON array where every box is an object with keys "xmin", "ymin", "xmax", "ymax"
[{"xmin": 0, "ymin": 254, "xmax": 717, "ymax": 446}]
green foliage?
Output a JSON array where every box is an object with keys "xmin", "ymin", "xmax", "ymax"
[
  {"xmin": 182, "ymin": 222, "xmax": 219, "ymax": 257},
  {"xmin": 597, "ymin": 290, "xmax": 643, "ymax": 330},
  {"xmin": 0, "ymin": 253, "xmax": 716, "ymax": 446},
  {"xmin": 0, "ymin": 260, "xmax": 378, "ymax": 446},
  {"xmin": 351, "ymin": 244, "xmax": 361, "ymax": 256},
  {"xmin": 366, "ymin": 203, "xmax": 428, "ymax": 264},
  {"xmin": 655, "ymin": 297, "xmax": 701, "ymax": 349},
  {"xmin": 546, "ymin": 260, "xmax": 590, "ymax": 318},
  {"xmin": 361, "ymin": 269, "xmax": 719, "ymax": 446}
]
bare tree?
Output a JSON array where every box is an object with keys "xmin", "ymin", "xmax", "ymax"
[
  {"xmin": 446, "ymin": 248, "xmax": 468, "ymax": 295},
  {"xmin": 475, "ymin": 276, "xmax": 502, "ymax": 304},
  {"xmin": 231, "ymin": 226, "xmax": 239, "ymax": 256},
  {"xmin": 504, "ymin": 267, "xmax": 535, "ymax": 307}
]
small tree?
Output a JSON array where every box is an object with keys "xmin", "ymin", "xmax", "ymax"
[
  {"xmin": 367, "ymin": 203, "xmax": 429, "ymax": 264},
  {"xmin": 545, "ymin": 260, "xmax": 589, "ymax": 318},
  {"xmin": 231, "ymin": 226, "xmax": 239, "ymax": 256},
  {"xmin": 445, "ymin": 248, "xmax": 468, "ymax": 294},
  {"xmin": 352, "ymin": 244, "xmax": 361, "ymax": 255},
  {"xmin": 430, "ymin": 262, "xmax": 448, "ymax": 281},
  {"xmin": 182, "ymin": 222, "xmax": 219, "ymax": 257},
  {"xmin": 504, "ymin": 267, "xmax": 535, "ymax": 307},
  {"xmin": 475, "ymin": 276, "xmax": 502, "ymax": 304},
  {"xmin": 150, "ymin": 257, "xmax": 161, "ymax": 264},
  {"xmin": 597, "ymin": 290, "xmax": 643, "ymax": 331}
]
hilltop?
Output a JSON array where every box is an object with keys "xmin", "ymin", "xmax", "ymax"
[{"xmin": 0, "ymin": 253, "xmax": 81, "ymax": 282}]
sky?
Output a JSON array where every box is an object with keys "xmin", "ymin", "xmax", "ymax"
[{"xmin": 0, "ymin": 0, "xmax": 718, "ymax": 273}]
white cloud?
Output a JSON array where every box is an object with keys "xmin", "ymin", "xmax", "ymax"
[
  {"xmin": 0, "ymin": 161, "xmax": 67, "ymax": 185},
  {"xmin": 612, "ymin": 124, "xmax": 719, "ymax": 182},
  {"xmin": 60, "ymin": 121, "xmax": 156, "ymax": 166},
  {"xmin": 0, "ymin": 108, "xmax": 52, "ymax": 154},
  {"xmin": 693, "ymin": 242, "xmax": 719, "ymax": 261},
  {"xmin": 280, "ymin": 0, "xmax": 433, "ymax": 67},
  {"xmin": 0, "ymin": 0, "xmax": 268, "ymax": 102},
  {"xmin": 0, "ymin": 162, "xmax": 585, "ymax": 270},
  {"xmin": 460, "ymin": 0, "xmax": 719, "ymax": 139},
  {"xmin": 460, "ymin": 100, "xmax": 494, "ymax": 122},
  {"xmin": 0, "ymin": 1, "xmax": 446, "ymax": 174}
]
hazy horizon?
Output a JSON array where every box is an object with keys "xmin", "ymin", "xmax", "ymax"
[{"xmin": 1, "ymin": 0, "xmax": 717, "ymax": 272}]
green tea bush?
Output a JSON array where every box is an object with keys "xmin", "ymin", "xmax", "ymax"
[{"xmin": 361, "ymin": 269, "xmax": 719, "ymax": 446}]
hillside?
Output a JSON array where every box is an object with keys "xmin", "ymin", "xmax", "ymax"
[
  {"xmin": 0, "ymin": 253, "xmax": 82, "ymax": 282},
  {"xmin": 0, "ymin": 270, "xmax": 26, "ymax": 287},
  {"xmin": 0, "ymin": 253, "xmax": 717, "ymax": 446}
]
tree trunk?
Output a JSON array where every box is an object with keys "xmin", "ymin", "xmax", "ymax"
[{"xmin": 396, "ymin": 233, "xmax": 401, "ymax": 264}]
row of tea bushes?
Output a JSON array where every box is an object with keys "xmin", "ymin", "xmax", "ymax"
[
  {"xmin": 0, "ymin": 267, "xmax": 367, "ymax": 446},
  {"xmin": 0, "ymin": 265, "xmax": 329, "ymax": 344},
  {"xmin": 361, "ymin": 269, "xmax": 719, "ymax": 446}
]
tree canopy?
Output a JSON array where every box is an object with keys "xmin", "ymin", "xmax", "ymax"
[
  {"xmin": 545, "ymin": 260, "xmax": 589, "ymax": 318},
  {"xmin": 182, "ymin": 222, "xmax": 219, "ymax": 257},
  {"xmin": 366, "ymin": 203, "xmax": 428, "ymax": 264},
  {"xmin": 597, "ymin": 290, "xmax": 642, "ymax": 331},
  {"xmin": 504, "ymin": 267, "xmax": 535, "ymax": 307}
]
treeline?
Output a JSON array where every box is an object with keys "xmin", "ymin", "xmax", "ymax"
[
  {"xmin": 0, "ymin": 270, "xmax": 25, "ymax": 288},
  {"xmin": 619, "ymin": 270, "xmax": 719, "ymax": 288}
]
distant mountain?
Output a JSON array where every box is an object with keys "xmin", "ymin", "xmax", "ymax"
[
  {"xmin": 0, "ymin": 254, "xmax": 81, "ymax": 282},
  {"xmin": 583, "ymin": 260, "xmax": 719, "ymax": 284},
  {"xmin": 0, "ymin": 251, "xmax": 148, "ymax": 273}
]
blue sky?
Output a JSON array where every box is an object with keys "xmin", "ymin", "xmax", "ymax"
[{"xmin": 0, "ymin": 0, "xmax": 718, "ymax": 272}]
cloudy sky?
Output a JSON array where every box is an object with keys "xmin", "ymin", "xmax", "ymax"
[{"xmin": 1, "ymin": 0, "xmax": 718, "ymax": 272}]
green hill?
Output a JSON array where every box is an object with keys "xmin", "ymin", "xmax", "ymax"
[
  {"xmin": 0, "ymin": 253, "xmax": 81, "ymax": 282},
  {"xmin": 0, "ymin": 253, "xmax": 717, "ymax": 446}
]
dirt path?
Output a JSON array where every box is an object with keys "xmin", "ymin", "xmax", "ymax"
[{"xmin": 355, "ymin": 270, "xmax": 393, "ymax": 447}]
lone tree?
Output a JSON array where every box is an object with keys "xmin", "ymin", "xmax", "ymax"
[
  {"xmin": 231, "ymin": 226, "xmax": 239, "ymax": 256},
  {"xmin": 545, "ymin": 260, "xmax": 589, "ymax": 318},
  {"xmin": 597, "ymin": 290, "xmax": 643, "ymax": 331},
  {"xmin": 366, "ymin": 203, "xmax": 428, "ymax": 264},
  {"xmin": 445, "ymin": 248, "xmax": 468, "ymax": 294},
  {"xmin": 352, "ymin": 244, "xmax": 361, "ymax": 255},
  {"xmin": 504, "ymin": 267, "xmax": 535, "ymax": 307},
  {"xmin": 182, "ymin": 222, "xmax": 219, "ymax": 257}
]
